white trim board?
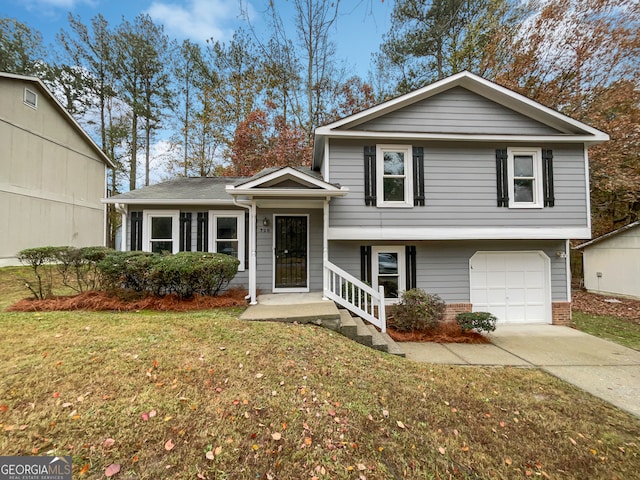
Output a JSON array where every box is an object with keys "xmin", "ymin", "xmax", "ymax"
[{"xmin": 327, "ymin": 227, "xmax": 590, "ymax": 241}]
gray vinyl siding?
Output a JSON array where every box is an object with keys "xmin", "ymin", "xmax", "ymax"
[
  {"xmin": 255, "ymin": 208, "xmax": 324, "ymax": 293},
  {"xmin": 329, "ymin": 240, "xmax": 568, "ymax": 303},
  {"xmin": 353, "ymin": 87, "xmax": 561, "ymax": 135},
  {"xmin": 328, "ymin": 139, "xmax": 588, "ymax": 229}
]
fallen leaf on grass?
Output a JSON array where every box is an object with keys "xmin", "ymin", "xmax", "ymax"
[
  {"xmin": 78, "ymin": 463, "xmax": 89, "ymax": 475},
  {"xmin": 505, "ymin": 457, "xmax": 512, "ymax": 466},
  {"xmin": 438, "ymin": 447, "xmax": 446, "ymax": 455},
  {"xmin": 165, "ymin": 439, "xmax": 175, "ymax": 451},
  {"xmin": 271, "ymin": 432, "xmax": 282, "ymax": 441},
  {"xmin": 396, "ymin": 420, "xmax": 406, "ymax": 429},
  {"xmin": 569, "ymin": 437, "xmax": 577, "ymax": 445},
  {"xmin": 205, "ymin": 450, "xmax": 215, "ymax": 460},
  {"xmin": 102, "ymin": 438, "xmax": 115, "ymax": 449},
  {"xmin": 105, "ymin": 464, "xmax": 120, "ymax": 477},
  {"xmin": 255, "ymin": 373, "xmax": 264, "ymax": 379}
]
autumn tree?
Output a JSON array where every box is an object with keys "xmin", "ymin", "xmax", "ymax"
[
  {"xmin": 229, "ymin": 109, "xmax": 312, "ymax": 177},
  {"xmin": 328, "ymin": 76, "xmax": 377, "ymax": 122},
  {"xmin": 490, "ymin": 0, "xmax": 640, "ymax": 237}
]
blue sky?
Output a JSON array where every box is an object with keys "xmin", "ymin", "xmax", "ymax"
[{"xmin": 2, "ymin": 0, "xmax": 395, "ymax": 79}]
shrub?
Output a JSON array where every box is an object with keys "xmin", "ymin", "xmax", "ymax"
[
  {"xmin": 456, "ymin": 312, "xmax": 497, "ymax": 334},
  {"xmin": 389, "ymin": 288, "xmax": 445, "ymax": 332},
  {"xmin": 98, "ymin": 251, "xmax": 158, "ymax": 292},
  {"xmin": 98, "ymin": 251, "xmax": 239, "ymax": 298},
  {"xmin": 17, "ymin": 246, "xmax": 65, "ymax": 299},
  {"xmin": 148, "ymin": 252, "xmax": 240, "ymax": 298}
]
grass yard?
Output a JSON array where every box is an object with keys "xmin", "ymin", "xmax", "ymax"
[
  {"xmin": 572, "ymin": 311, "xmax": 640, "ymax": 351},
  {"xmin": 1, "ymin": 268, "xmax": 640, "ymax": 479}
]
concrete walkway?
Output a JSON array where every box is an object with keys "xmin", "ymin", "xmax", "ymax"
[{"xmin": 402, "ymin": 325, "xmax": 640, "ymax": 417}]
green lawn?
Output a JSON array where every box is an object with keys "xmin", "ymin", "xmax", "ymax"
[
  {"xmin": 1, "ymin": 267, "xmax": 640, "ymax": 479},
  {"xmin": 573, "ymin": 311, "xmax": 640, "ymax": 351}
]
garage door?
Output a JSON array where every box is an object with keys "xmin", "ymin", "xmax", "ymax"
[{"xmin": 470, "ymin": 252, "xmax": 551, "ymax": 324}]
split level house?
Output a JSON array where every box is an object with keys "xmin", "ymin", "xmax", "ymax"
[
  {"xmin": 0, "ymin": 72, "xmax": 114, "ymax": 266},
  {"xmin": 104, "ymin": 71, "xmax": 609, "ymax": 331}
]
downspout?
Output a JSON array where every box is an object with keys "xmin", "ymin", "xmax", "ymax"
[
  {"xmin": 114, "ymin": 203, "xmax": 128, "ymax": 251},
  {"xmin": 233, "ymin": 196, "xmax": 257, "ymax": 305}
]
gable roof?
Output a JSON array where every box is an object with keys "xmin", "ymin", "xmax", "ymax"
[
  {"xmin": 1, "ymin": 72, "xmax": 115, "ymax": 169},
  {"xmin": 313, "ymin": 71, "xmax": 609, "ymax": 168},
  {"xmin": 229, "ymin": 166, "xmax": 345, "ymax": 194},
  {"xmin": 574, "ymin": 221, "xmax": 640, "ymax": 250}
]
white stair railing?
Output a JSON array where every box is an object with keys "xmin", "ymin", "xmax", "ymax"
[{"xmin": 324, "ymin": 261, "xmax": 386, "ymax": 332}]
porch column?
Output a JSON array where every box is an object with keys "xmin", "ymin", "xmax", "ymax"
[
  {"xmin": 249, "ymin": 201, "xmax": 257, "ymax": 304},
  {"xmin": 116, "ymin": 203, "xmax": 127, "ymax": 252},
  {"xmin": 322, "ymin": 198, "xmax": 329, "ymax": 300}
]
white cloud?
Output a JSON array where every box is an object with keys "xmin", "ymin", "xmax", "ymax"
[
  {"xmin": 25, "ymin": 0, "xmax": 96, "ymax": 9},
  {"xmin": 146, "ymin": 0, "xmax": 244, "ymax": 43}
]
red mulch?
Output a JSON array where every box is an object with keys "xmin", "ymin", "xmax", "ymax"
[
  {"xmin": 572, "ymin": 289, "xmax": 640, "ymax": 324},
  {"xmin": 6, "ymin": 288, "xmax": 248, "ymax": 312},
  {"xmin": 387, "ymin": 321, "xmax": 490, "ymax": 344}
]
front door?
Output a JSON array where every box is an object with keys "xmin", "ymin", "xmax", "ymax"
[{"xmin": 274, "ymin": 215, "xmax": 308, "ymax": 291}]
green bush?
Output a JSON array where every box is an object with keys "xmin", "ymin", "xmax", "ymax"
[
  {"xmin": 98, "ymin": 251, "xmax": 157, "ymax": 292},
  {"xmin": 148, "ymin": 252, "xmax": 239, "ymax": 298},
  {"xmin": 52, "ymin": 246, "xmax": 114, "ymax": 292},
  {"xmin": 98, "ymin": 251, "xmax": 239, "ymax": 298},
  {"xmin": 388, "ymin": 288, "xmax": 445, "ymax": 332},
  {"xmin": 456, "ymin": 311, "xmax": 497, "ymax": 334},
  {"xmin": 17, "ymin": 246, "xmax": 66, "ymax": 299}
]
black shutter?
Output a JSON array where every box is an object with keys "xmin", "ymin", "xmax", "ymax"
[
  {"xmin": 496, "ymin": 149, "xmax": 509, "ymax": 207},
  {"xmin": 197, "ymin": 212, "xmax": 208, "ymax": 252},
  {"xmin": 130, "ymin": 211, "xmax": 143, "ymax": 251},
  {"xmin": 179, "ymin": 212, "xmax": 192, "ymax": 251},
  {"xmin": 412, "ymin": 147, "xmax": 425, "ymax": 206},
  {"xmin": 364, "ymin": 146, "xmax": 377, "ymax": 206},
  {"xmin": 542, "ymin": 149, "xmax": 555, "ymax": 207},
  {"xmin": 360, "ymin": 246, "xmax": 372, "ymax": 283},
  {"xmin": 405, "ymin": 245, "xmax": 417, "ymax": 290}
]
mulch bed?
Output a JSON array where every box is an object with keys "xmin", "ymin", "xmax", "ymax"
[
  {"xmin": 572, "ymin": 289, "xmax": 640, "ymax": 324},
  {"xmin": 387, "ymin": 321, "xmax": 490, "ymax": 344},
  {"xmin": 6, "ymin": 288, "xmax": 248, "ymax": 312}
]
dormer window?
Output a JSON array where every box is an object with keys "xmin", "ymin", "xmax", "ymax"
[{"xmin": 24, "ymin": 88, "xmax": 38, "ymax": 109}]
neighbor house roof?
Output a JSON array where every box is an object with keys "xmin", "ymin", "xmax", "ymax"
[
  {"xmin": 574, "ymin": 221, "xmax": 640, "ymax": 250},
  {"xmin": 312, "ymin": 70, "xmax": 610, "ymax": 169},
  {"xmin": 103, "ymin": 177, "xmax": 248, "ymax": 205},
  {"xmin": 0, "ymin": 72, "xmax": 115, "ymax": 169}
]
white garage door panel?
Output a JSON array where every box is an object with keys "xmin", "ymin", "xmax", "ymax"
[{"xmin": 470, "ymin": 252, "xmax": 551, "ymax": 324}]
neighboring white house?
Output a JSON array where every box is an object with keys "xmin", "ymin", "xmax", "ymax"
[
  {"xmin": 0, "ymin": 72, "xmax": 114, "ymax": 266},
  {"xmin": 575, "ymin": 222, "xmax": 640, "ymax": 299}
]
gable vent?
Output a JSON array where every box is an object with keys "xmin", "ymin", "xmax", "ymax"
[{"xmin": 24, "ymin": 88, "xmax": 38, "ymax": 109}]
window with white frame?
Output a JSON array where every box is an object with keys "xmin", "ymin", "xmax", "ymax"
[
  {"xmin": 209, "ymin": 211, "xmax": 245, "ymax": 270},
  {"xmin": 508, "ymin": 147, "xmax": 544, "ymax": 208},
  {"xmin": 372, "ymin": 246, "xmax": 405, "ymax": 303},
  {"xmin": 376, "ymin": 145, "xmax": 413, "ymax": 207},
  {"xmin": 143, "ymin": 210, "xmax": 179, "ymax": 254}
]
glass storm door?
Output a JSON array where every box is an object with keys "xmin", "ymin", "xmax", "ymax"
[{"xmin": 274, "ymin": 216, "xmax": 308, "ymax": 290}]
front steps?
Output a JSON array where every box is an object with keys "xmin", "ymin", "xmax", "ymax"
[
  {"xmin": 240, "ymin": 294, "xmax": 404, "ymax": 356},
  {"xmin": 337, "ymin": 310, "xmax": 405, "ymax": 357}
]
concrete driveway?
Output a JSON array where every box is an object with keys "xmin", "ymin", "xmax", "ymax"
[{"xmin": 402, "ymin": 325, "xmax": 640, "ymax": 417}]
